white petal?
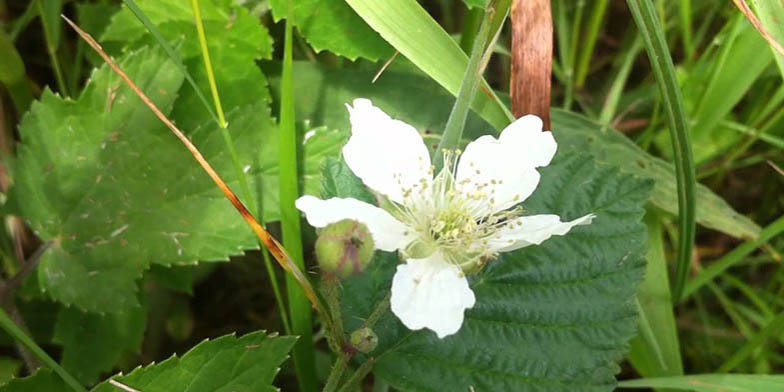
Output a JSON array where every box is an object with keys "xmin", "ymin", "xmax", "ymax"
[
  {"xmin": 295, "ymin": 195, "xmax": 413, "ymax": 252},
  {"xmin": 390, "ymin": 253, "xmax": 476, "ymax": 338},
  {"xmin": 456, "ymin": 115, "xmax": 556, "ymax": 215},
  {"xmin": 342, "ymin": 99, "xmax": 432, "ymax": 205},
  {"xmin": 488, "ymin": 213, "xmax": 596, "ymax": 253}
]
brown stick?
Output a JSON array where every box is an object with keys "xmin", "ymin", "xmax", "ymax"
[
  {"xmin": 61, "ymin": 16, "xmax": 324, "ymax": 313},
  {"xmin": 510, "ymin": 0, "xmax": 553, "ymax": 129}
]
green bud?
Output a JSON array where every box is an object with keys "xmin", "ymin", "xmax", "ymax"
[
  {"xmin": 315, "ymin": 219, "xmax": 375, "ymax": 279},
  {"xmin": 349, "ymin": 327, "xmax": 378, "ymax": 354}
]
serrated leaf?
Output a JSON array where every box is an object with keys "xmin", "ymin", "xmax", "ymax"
[
  {"xmin": 102, "ymin": 0, "xmax": 274, "ymax": 130},
  {"xmin": 271, "ymin": 61, "xmax": 760, "ymax": 239},
  {"xmin": 268, "ymin": 0, "xmax": 393, "ymax": 61},
  {"xmin": 9, "ymin": 47, "xmax": 279, "ymax": 313},
  {"xmin": 91, "ymin": 331, "xmax": 296, "ymax": 392},
  {"xmin": 0, "ymin": 369, "xmax": 68, "ymax": 392},
  {"xmin": 53, "ymin": 306, "xmax": 146, "ymax": 385},
  {"xmin": 328, "ymin": 150, "xmax": 652, "ymax": 391}
]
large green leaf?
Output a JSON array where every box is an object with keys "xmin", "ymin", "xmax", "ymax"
[
  {"xmin": 327, "ymin": 151, "xmax": 652, "ymax": 391},
  {"xmin": 102, "ymin": 0, "xmax": 274, "ymax": 130},
  {"xmin": 91, "ymin": 331, "xmax": 295, "ymax": 392},
  {"xmin": 0, "ymin": 331, "xmax": 295, "ymax": 392},
  {"xmin": 9, "ymin": 47, "xmax": 274, "ymax": 313},
  {"xmin": 269, "ymin": 62, "xmax": 760, "ymax": 239},
  {"xmin": 53, "ymin": 306, "xmax": 146, "ymax": 385},
  {"xmin": 619, "ymin": 374, "xmax": 784, "ymax": 392},
  {"xmin": 268, "ymin": 0, "xmax": 393, "ymax": 61}
]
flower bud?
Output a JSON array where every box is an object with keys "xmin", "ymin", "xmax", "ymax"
[
  {"xmin": 349, "ymin": 327, "xmax": 378, "ymax": 354},
  {"xmin": 315, "ymin": 219, "xmax": 375, "ymax": 279}
]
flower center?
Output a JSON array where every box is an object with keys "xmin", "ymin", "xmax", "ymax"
[{"xmin": 393, "ymin": 149, "xmax": 523, "ymax": 272}]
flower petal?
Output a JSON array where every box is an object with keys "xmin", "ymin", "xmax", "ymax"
[
  {"xmin": 390, "ymin": 253, "xmax": 476, "ymax": 338},
  {"xmin": 487, "ymin": 213, "xmax": 596, "ymax": 253},
  {"xmin": 342, "ymin": 99, "xmax": 432, "ymax": 205},
  {"xmin": 456, "ymin": 115, "xmax": 556, "ymax": 215},
  {"xmin": 295, "ymin": 195, "xmax": 412, "ymax": 252}
]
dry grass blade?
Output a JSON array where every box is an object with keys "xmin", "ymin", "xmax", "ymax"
[
  {"xmin": 60, "ymin": 15, "xmax": 322, "ymax": 312},
  {"xmin": 732, "ymin": 0, "xmax": 784, "ymax": 56}
]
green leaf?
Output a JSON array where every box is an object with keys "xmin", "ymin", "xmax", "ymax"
[
  {"xmin": 102, "ymin": 0, "xmax": 274, "ymax": 130},
  {"xmin": 753, "ymin": 0, "xmax": 784, "ymax": 76},
  {"xmin": 329, "ymin": 151, "xmax": 652, "ymax": 391},
  {"xmin": 618, "ymin": 374, "xmax": 784, "ymax": 392},
  {"xmin": 345, "ymin": 0, "xmax": 512, "ymax": 130},
  {"xmin": 0, "ymin": 369, "xmax": 68, "ymax": 392},
  {"xmin": 268, "ymin": 0, "xmax": 393, "ymax": 61},
  {"xmin": 91, "ymin": 331, "xmax": 296, "ymax": 392},
  {"xmin": 271, "ymin": 62, "xmax": 760, "ymax": 239},
  {"xmin": 627, "ymin": 0, "xmax": 696, "ymax": 304},
  {"xmin": 628, "ymin": 213, "xmax": 683, "ymax": 378},
  {"xmin": 53, "ymin": 306, "xmax": 147, "ymax": 385},
  {"xmin": 676, "ymin": 16, "xmax": 773, "ymax": 163},
  {"xmin": 9, "ymin": 47, "xmax": 273, "ymax": 312},
  {"xmin": 462, "ymin": 0, "xmax": 489, "ymax": 9},
  {"xmin": 0, "ymin": 358, "xmax": 21, "ymax": 385}
]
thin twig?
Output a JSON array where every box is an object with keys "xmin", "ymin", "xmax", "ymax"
[
  {"xmin": 372, "ymin": 51, "xmax": 399, "ymax": 83},
  {"xmin": 5, "ymin": 241, "xmax": 51, "ymax": 294},
  {"xmin": 109, "ymin": 379, "xmax": 142, "ymax": 392}
]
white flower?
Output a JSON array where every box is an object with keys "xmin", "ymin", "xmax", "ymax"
[{"xmin": 296, "ymin": 99, "xmax": 594, "ymax": 338}]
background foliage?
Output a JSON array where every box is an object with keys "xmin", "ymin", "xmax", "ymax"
[{"xmin": 0, "ymin": 0, "xmax": 782, "ymax": 391}]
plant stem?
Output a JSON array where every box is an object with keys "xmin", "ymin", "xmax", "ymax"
[
  {"xmin": 627, "ymin": 0, "xmax": 696, "ymax": 303},
  {"xmin": 323, "ymin": 355, "xmax": 349, "ymax": 392},
  {"xmin": 36, "ymin": 0, "xmax": 68, "ymax": 96},
  {"xmin": 189, "ymin": 0, "xmax": 291, "ymax": 336},
  {"xmin": 435, "ymin": 1, "xmax": 496, "ymax": 168},
  {"xmin": 574, "ymin": 0, "xmax": 608, "ymax": 88},
  {"xmin": 337, "ymin": 358, "xmax": 375, "ymax": 392},
  {"xmin": 0, "ymin": 308, "xmax": 85, "ymax": 391},
  {"xmin": 279, "ymin": 2, "xmax": 317, "ymax": 390},
  {"xmin": 460, "ymin": 6, "xmax": 484, "ymax": 54}
]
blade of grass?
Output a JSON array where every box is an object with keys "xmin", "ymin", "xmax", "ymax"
[
  {"xmin": 752, "ymin": 0, "xmax": 784, "ymax": 76},
  {"xmin": 718, "ymin": 310, "xmax": 784, "ymax": 372},
  {"xmin": 598, "ymin": 35, "xmax": 643, "ymax": 126},
  {"xmin": 279, "ymin": 2, "xmax": 317, "ymax": 390},
  {"xmin": 345, "ymin": 0, "xmax": 514, "ymax": 131},
  {"xmin": 188, "ymin": 0, "xmax": 291, "ymax": 335},
  {"xmin": 0, "ymin": 29, "xmax": 33, "ymax": 114},
  {"xmin": 62, "ymin": 15, "xmax": 328, "ymax": 327},
  {"xmin": 678, "ymin": 0, "xmax": 694, "ymax": 60},
  {"xmin": 36, "ymin": 0, "xmax": 68, "ymax": 96},
  {"xmin": 435, "ymin": 2, "xmax": 495, "ymax": 164},
  {"xmin": 460, "ymin": 6, "xmax": 484, "ymax": 54},
  {"xmin": 120, "ymin": 0, "xmax": 218, "ymax": 125},
  {"xmin": 564, "ymin": 0, "xmax": 586, "ymax": 109},
  {"xmin": 628, "ymin": 213, "xmax": 684, "ymax": 378},
  {"xmin": 681, "ymin": 215, "xmax": 784, "ymax": 301},
  {"xmin": 573, "ymin": 0, "xmax": 608, "ymax": 88},
  {"xmin": 0, "ymin": 308, "xmax": 85, "ymax": 392},
  {"xmin": 619, "ymin": 374, "xmax": 784, "ymax": 391},
  {"xmin": 627, "ymin": 0, "xmax": 696, "ymax": 303}
]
